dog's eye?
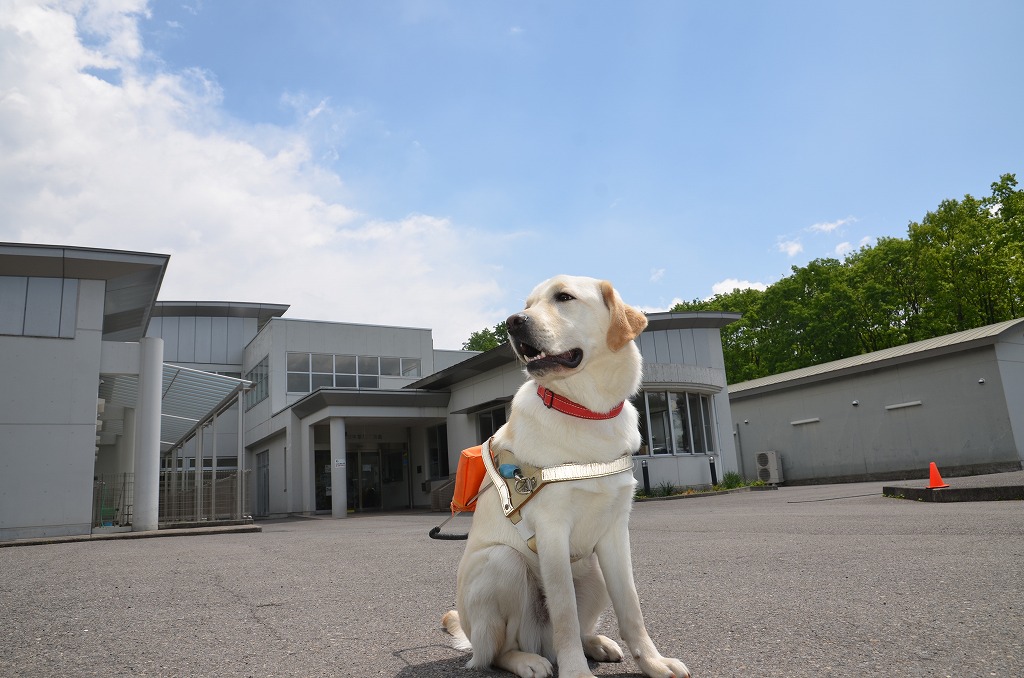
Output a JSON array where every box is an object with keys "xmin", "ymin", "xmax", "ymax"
[{"xmin": 555, "ymin": 292, "xmax": 575, "ymax": 302}]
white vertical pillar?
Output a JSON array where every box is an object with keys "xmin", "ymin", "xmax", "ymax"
[
  {"xmin": 210, "ymin": 412, "xmax": 218, "ymax": 520},
  {"xmin": 195, "ymin": 426, "xmax": 204, "ymax": 520},
  {"xmin": 133, "ymin": 337, "xmax": 163, "ymax": 532},
  {"xmin": 300, "ymin": 419, "xmax": 315, "ymax": 514},
  {"xmin": 236, "ymin": 391, "xmax": 245, "ymax": 519},
  {"xmin": 120, "ymin": 407, "xmax": 136, "ymax": 476},
  {"xmin": 330, "ymin": 417, "xmax": 348, "ymax": 518}
]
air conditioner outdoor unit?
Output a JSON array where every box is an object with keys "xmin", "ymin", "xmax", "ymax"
[{"xmin": 756, "ymin": 451, "xmax": 783, "ymax": 484}]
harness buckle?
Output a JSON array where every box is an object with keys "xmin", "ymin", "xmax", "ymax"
[{"xmin": 513, "ymin": 470, "xmax": 537, "ymax": 495}]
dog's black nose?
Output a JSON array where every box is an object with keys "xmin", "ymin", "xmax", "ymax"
[{"xmin": 506, "ymin": 313, "xmax": 529, "ymax": 332}]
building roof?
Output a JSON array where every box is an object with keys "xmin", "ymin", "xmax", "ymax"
[
  {"xmin": 153, "ymin": 301, "xmax": 289, "ymax": 330},
  {"xmin": 289, "ymin": 388, "xmax": 450, "ymax": 420},
  {"xmin": 729, "ymin": 317, "xmax": 1024, "ymax": 399},
  {"xmin": 0, "ymin": 242, "xmax": 169, "ymax": 341},
  {"xmin": 408, "ymin": 310, "xmax": 742, "ymax": 391}
]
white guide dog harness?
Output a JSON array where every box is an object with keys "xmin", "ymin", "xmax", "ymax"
[{"xmin": 480, "ymin": 435, "xmax": 635, "ymax": 555}]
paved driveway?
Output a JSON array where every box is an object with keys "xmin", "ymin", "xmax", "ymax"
[{"xmin": 2, "ymin": 481, "xmax": 1022, "ymax": 677}]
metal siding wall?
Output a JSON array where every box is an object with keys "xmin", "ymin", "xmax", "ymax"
[
  {"xmin": 23, "ymin": 277, "xmax": 62, "ymax": 336},
  {"xmin": 652, "ymin": 332, "xmax": 670, "ymax": 363},
  {"xmin": 177, "ymin": 316, "xmax": 196, "ymax": 362},
  {"xmin": 161, "ymin": 317, "xmax": 179, "ymax": 361},
  {"xmin": 211, "ymin": 317, "xmax": 229, "ymax": 363},
  {"xmin": 0, "ymin": 276, "xmax": 27, "ymax": 334},
  {"xmin": 59, "ymin": 279, "xmax": 78, "ymax": 338},
  {"xmin": 667, "ymin": 330, "xmax": 685, "ymax": 364},
  {"xmin": 226, "ymin": 317, "xmax": 245, "ymax": 365},
  {"xmin": 194, "ymin": 316, "xmax": 212, "ymax": 363}
]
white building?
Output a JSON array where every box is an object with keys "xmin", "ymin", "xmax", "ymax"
[
  {"xmin": 1, "ymin": 242, "xmax": 740, "ymax": 539},
  {"xmin": 729, "ymin": 319, "xmax": 1024, "ymax": 483}
]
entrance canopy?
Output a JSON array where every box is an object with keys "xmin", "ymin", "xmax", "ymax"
[{"xmin": 99, "ymin": 364, "xmax": 250, "ymax": 452}]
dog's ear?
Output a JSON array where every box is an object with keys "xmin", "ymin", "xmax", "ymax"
[{"xmin": 601, "ymin": 280, "xmax": 648, "ymax": 351}]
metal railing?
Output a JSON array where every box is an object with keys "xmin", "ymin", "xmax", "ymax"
[
  {"xmin": 159, "ymin": 469, "xmax": 250, "ymax": 524},
  {"xmin": 93, "ymin": 473, "xmax": 134, "ymax": 527}
]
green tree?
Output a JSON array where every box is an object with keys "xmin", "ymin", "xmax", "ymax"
[{"xmin": 462, "ymin": 321, "xmax": 508, "ymax": 351}]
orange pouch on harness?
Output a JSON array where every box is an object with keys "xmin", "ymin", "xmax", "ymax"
[{"xmin": 451, "ymin": 445, "xmax": 485, "ymax": 513}]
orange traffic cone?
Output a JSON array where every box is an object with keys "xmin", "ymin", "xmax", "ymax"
[{"xmin": 927, "ymin": 462, "xmax": 949, "ymax": 489}]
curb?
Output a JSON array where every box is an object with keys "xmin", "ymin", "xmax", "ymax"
[
  {"xmin": 635, "ymin": 484, "xmax": 779, "ymax": 502},
  {"xmin": 882, "ymin": 485, "xmax": 1024, "ymax": 502},
  {"xmin": 0, "ymin": 524, "xmax": 262, "ymax": 548}
]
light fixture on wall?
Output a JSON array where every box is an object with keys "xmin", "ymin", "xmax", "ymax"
[
  {"xmin": 851, "ymin": 400, "xmax": 859, "ymax": 406},
  {"xmin": 978, "ymin": 378, "xmax": 986, "ymax": 384}
]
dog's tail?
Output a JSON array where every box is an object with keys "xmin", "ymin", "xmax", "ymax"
[{"xmin": 441, "ymin": 610, "xmax": 473, "ymax": 651}]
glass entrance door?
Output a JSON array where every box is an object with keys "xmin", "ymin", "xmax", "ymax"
[{"xmin": 346, "ymin": 449, "xmax": 381, "ymax": 512}]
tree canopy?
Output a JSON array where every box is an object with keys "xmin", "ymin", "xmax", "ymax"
[
  {"xmin": 462, "ymin": 320, "xmax": 508, "ymax": 352},
  {"xmin": 461, "ymin": 174, "xmax": 1023, "ymax": 382},
  {"xmin": 674, "ymin": 173, "xmax": 1024, "ymax": 383}
]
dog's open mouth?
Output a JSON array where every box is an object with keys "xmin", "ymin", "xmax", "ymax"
[{"xmin": 515, "ymin": 342, "xmax": 583, "ymax": 371}]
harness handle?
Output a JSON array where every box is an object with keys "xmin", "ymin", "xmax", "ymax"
[{"xmin": 427, "ymin": 483, "xmax": 490, "ymax": 542}]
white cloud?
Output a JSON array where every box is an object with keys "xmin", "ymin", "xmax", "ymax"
[
  {"xmin": 834, "ymin": 241, "xmax": 853, "ymax": 257},
  {"xmin": 649, "ymin": 268, "xmax": 665, "ymax": 283},
  {"xmin": 711, "ymin": 278, "xmax": 768, "ymax": 295},
  {"xmin": 0, "ymin": 0, "xmax": 500, "ymax": 348},
  {"xmin": 777, "ymin": 239, "xmax": 804, "ymax": 257},
  {"xmin": 808, "ymin": 216, "xmax": 856, "ymax": 233}
]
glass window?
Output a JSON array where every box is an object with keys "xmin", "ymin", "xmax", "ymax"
[
  {"xmin": 670, "ymin": 392, "xmax": 691, "ymax": 453},
  {"xmin": 287, "ymin": 373, "xmax": 310, "ymax": 393},
  {"xmin": 287, "ymin": 353, "xmax": 309, "ymax": 371},
  {"xmin": 357, "ymin": 375, "xmax": 379, "ymax": 389},
  {"xmin": 335, "ymin": 355, "xmax": 357, "ymax": 375},
  {"xmin": 478, "ymin": 406, "xmax": 507, "ymax": 441},
  {"xmin": 428, "ymin": 424, "xmax": 449, "ymax": 479},
  {"xmin": 380, "ymin": 357, "xmax": 402, "ymax": 376},
  {"xmin": 244, "ymin": 356, "xmax": 269, "ymax": 410},
  {"xmin": 311, "ymin": 353, "xmax": 333, "ymax": 373},
  {"xmin": 358, "ymin": 356, "xmax": 379, "ymax": 375},
  {"xmin": 647, "ymin": 392, "xmax": 671, "ymax": 454},
  {"xmin": 637, "ymin": 390, "xmax": 717, "ymax": 455},
  {"xmin": 335, "ymin": 374, "xmax": 357, "ymax": 388},
  {"xmin": 311, "ymin": 373, "xmax": 334, "ymax": 390},
  {"xmin": 402, "ymin": 358, "xmax": 421, "ymax": 377}
]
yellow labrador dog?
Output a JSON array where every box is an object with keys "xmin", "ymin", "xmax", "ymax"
[{"xmin": 443, "ymin": 275, "xmax": 690, "ymax": 678}]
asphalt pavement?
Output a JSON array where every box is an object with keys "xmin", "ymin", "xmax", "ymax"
[{"xmin": 2, "ymin": 474, "xmax": 1022, "ymax": 677}]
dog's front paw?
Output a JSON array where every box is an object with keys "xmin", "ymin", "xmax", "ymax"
[
  {"xmin": 582, "ymin": 634, "xmax": 624, "ymax": 662},
  {"xmin": 501, "ymin": 651, "xmax": 553, "ymax": 678},
  {"xmin": 637, "ymin": 654, "xmax": 691, "ymax": 678}
]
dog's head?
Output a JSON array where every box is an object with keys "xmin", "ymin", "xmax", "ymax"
[{"xmin": 506, "ymin": 275, "xmax": 647, "ymax": 387}]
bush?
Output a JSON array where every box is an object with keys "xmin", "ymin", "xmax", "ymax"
[{"xmin": 720, "ymin": 471, "xmax": 744, "ymax": 489}]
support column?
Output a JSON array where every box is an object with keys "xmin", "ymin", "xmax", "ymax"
[
  {"xmin": 133, "ymin": 337, "xmax": 163, "ymax": 532},
  {"xmin": 236, "ymin": 391, "xmax": 245, "ymax": 519},
  {"xmin": 194, "ymin": 426, "xmax": 204, "ymax": 520},
  {"xmin": 330, "ymin": 417, "xmax": 348, "ymax": 518},
  {"xmin": 300, "ymin": 419, "xmax": 315, "ymax": 514}
]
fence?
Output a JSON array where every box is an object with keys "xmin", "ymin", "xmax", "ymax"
[
  {"xmin": 93, "ymin": 474, "xmax": 134, "ymax": 528},
  {"xmin": 159, "ymin": 469, "xmax": 251, "ymax": 525}
]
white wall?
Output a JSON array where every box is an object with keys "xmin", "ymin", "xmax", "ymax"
[{"xmin": 0, "ymin": 279, "xmax": 106, "ymax": 539}]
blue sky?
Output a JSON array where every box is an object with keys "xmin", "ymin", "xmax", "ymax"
[{"xmin": 2, "ymin": 1, "xmax": 1022, "ymax": 347}]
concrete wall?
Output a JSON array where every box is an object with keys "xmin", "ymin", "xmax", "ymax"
[
  {"xmin": 730, "ymin": 346, "xmax": 1022, "ymax": 483},
  {"xmin": 0, "ymin": 279, "xmax": 106, "ymax": 539},
  {"xmin": 995, "ymin": 332, "xmax": 1024, "ymax": 466}
]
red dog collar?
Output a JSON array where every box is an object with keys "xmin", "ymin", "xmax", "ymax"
[{"xmin": 536, "ymin": 386, "xmax": 624, "ymax": 420}]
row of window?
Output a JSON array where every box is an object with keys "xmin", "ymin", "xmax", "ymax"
[
  {"xmin": 287, "ymin": 352, "xmax": 421, "ymax": 393},
  {"xmin": 244, "ymin": 357, "xmax": 269, "ymax": 410},
  {"xmin": 636, "ymin": 390, "xmax": 717, "ymax": 455},
  {"xmin": 0, "ymin": 276, "xmax": 79, "ymax": 339}
]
